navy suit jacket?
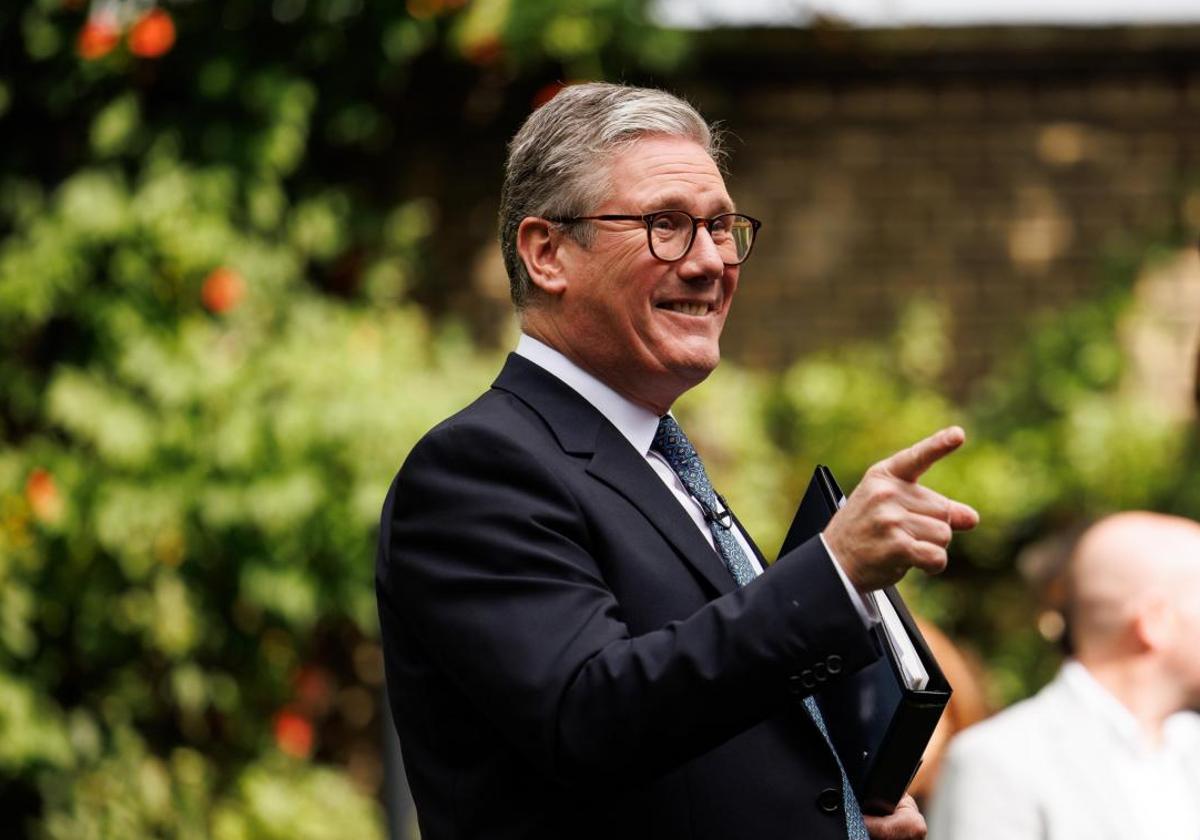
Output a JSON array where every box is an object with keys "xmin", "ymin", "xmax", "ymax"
[{"xmin": 376, "ymin": 353, "xmax": 880, "ymax": 839}]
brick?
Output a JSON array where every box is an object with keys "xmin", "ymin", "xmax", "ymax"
[
  {"xmin": 675, "ymin": 39, "xmax": 1200, "ymax": 389},
  {"xmin": 938, "ymin": 83, "xmax": 986, "ymax": 117},
  {"xmin": 884, "ymin": 84, "xmax": 936, "ymax": 118},
  {"xmin": 833, "ymin": 130, "xmax": 884, "ymax": 167},
  {"xmin": 1034, "ymin": 84, "xmax": 1089, "ymax": 116},
  {"xmin": 983, "ymin": 84, "xmax": 1034, "ymax": 116},
  {"xmin": 837, "ymin": 86, "xmax": 893, "ymax": 119}
]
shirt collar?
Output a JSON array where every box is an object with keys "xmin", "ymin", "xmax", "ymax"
[
  {"xmin": 1059, "ymin": 660, "xmax": 1200, "ymax": 755},
  {"xmin": 1061, "ymin": 661, "xmax": 1145, "ymax": 749},
  {"xmin": 515, "ymin": 333, "xmax": 661, "ymax": 455}
]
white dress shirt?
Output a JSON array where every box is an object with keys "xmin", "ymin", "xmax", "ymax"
[
  {"xmin": 1057, "ymin": 663, "xmax": 1200, "ymax": 840},
  {"xmin": 515, "ymin": 334, "xmax": 875, "ymax": 625},
  {"xmin": 928, "ymin": 660, "xmax": 1200, "ymax": 840}
]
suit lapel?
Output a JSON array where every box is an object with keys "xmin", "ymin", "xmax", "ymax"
[
  {"xmin": 586, "ymin": 421, "xmax": 736, "ymax": 596},
  {"xmin": 493, "ymin": 354, "xmax": 736, "ymax": 597}
]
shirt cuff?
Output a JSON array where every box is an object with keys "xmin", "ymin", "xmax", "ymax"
[{"xmin": 820, "ymin": 532, "xmax": 881, "ymax": 628}]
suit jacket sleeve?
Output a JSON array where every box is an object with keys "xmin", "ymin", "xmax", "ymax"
[{"xmin": 378, "ymin": 411, "xmax": 879, "ymax": 787}]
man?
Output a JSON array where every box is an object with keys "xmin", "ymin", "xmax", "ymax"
[
  {"xmin": 927, "ymin": 512, "xmax": 1200, "ymax": 839},
  {"xmin": 377, "ymin": 83, "xmax": 978, "ymax": 840}
]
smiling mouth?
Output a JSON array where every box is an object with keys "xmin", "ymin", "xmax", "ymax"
[{"xmin": 657, "ymin": 301, "xmax": 714, "ymax": 316}]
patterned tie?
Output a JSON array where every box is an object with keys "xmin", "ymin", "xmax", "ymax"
[
  {"xmin": 651, "ymin": 415, "xmax": 870, "ymax": 840},
  {"xmin": 651, "ymin": 415, "xmax": 757, "ymax": 586}
]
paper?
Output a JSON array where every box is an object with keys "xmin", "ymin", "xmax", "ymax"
[{"xmin": 873, "ymin": 590, "xmax": 930, "ymax": 691}]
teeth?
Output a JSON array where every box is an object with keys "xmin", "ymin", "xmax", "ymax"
[{"xmin": 665, "ymin": 302, "xmax": 708, "ymax": 316}]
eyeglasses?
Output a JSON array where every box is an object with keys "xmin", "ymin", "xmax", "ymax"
[{"xmin": 549, "ymin": 210, "xmax": 762, "ymax": 266}]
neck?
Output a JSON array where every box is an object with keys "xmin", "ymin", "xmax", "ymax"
[
  {"xmin": 519, "ymin": 319, "xmax": 685, "ymax": 416},
  {"xmin": 1081, "ymin": 658, "xmax": 1180, "ymax": 746}
]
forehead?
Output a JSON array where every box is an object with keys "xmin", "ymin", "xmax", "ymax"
[{"xmin": 602, "ymin": 135, "xmax": 732, "ymax": 212}]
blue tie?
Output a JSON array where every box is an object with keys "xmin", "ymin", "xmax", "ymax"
[
  {"xmin": 651, "ymin": 415, "xmax": 757, "ymax": 586},
  {"xmin": 651, "ymin": 415, "xmax": 870, "ymax": 840}
]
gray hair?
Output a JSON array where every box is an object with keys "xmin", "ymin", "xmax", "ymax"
[{"xmin": 499, "ymin": 82, "xmax": 724, "ymax": 309}]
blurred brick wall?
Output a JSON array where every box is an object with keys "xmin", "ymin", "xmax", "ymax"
[
  {"xmin": 459, "ymin": 27, "xmax": 1200, "ymax": 393},
  {"xmin": 675, "ymin": 26, "xmax": 1200, "ymax": 392}
]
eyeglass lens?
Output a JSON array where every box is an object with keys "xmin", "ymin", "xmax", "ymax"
[{"xmin": 649, "ymin": 212, "xmax": 756, "ymax": 264}]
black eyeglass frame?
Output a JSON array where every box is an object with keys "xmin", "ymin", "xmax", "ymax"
[{"xmin": 548, "ymin": 210, "xmax": 763, "ymax": 266}]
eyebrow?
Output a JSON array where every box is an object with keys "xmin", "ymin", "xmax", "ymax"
[{"xmin": 640, "ymin": 192, "xmax": 736, "ymax": 215}]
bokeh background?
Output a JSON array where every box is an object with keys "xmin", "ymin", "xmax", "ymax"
[{"xmin": 3, "ymin": 0, "xmax": 1199, "ymax": 837}]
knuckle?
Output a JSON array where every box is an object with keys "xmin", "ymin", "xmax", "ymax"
[
  {"xmin": 871, "ymin": 482, "xmax": 897, "ymax": 505},
  {"xmin": 876, "ymin": 513, "xmax": 903, "ymax": 536},
  {"xmin": 907, "ymin": 535, "xmax": 926, "ymax": 561},
  {"xmin": 891, "ymin": 531, "xmax": 915, "ymax": 559},
  {"xmin": 926, "ymin": 546, "xmax": 949, "ymax": 572},
  {"xmin": 905, "ymin": 539, "xmax": 933, "ymax": 566}
]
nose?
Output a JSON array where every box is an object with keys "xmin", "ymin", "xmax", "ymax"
[{"xmin": 677, "ymin": 223, "xmax": 726, "ymax": 283}]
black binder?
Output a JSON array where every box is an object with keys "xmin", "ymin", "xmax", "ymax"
[{"xmin": 779, "ymin": 466, "xmax": 952, "ymax": 816}]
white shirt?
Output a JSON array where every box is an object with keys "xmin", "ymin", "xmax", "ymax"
[
  {"xmin": 1058, "ymin": 662, "xmax": 1200, "ymax": 840},
  {"xmin": 515, "ymin": 333, "xmax": 875, "ymax": 624},
  {"xmin": 928, "ymin": 660, "xmax": 1200, "ymax": 840}
]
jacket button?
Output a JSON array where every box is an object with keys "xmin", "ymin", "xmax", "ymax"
[
  {"xmin": 800, "ymin": 669, "xmax": 817, "ymax": 689},
  {"xmin": 816, "ymin": 787, "xmax": 842, "ymax": 814},
  {"xmin": 814, "ymin": 661, "xmax": 828, "ymax": 682},
  {"xmin": 827, "ymin": 654, "xmax": 843, "ymax": 675},
  {"xmin": 787, "ymin": 674, "xmax": 805, "ymax": 697}
]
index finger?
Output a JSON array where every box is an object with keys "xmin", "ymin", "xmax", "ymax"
[{"xmin": 882, "ymin": 426, "xmax": 966, "ymax": 483}]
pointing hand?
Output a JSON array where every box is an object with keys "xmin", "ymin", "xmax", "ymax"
[{"xmin": 822, "ymin": 427, "xmax": 979, "ymax": 592}]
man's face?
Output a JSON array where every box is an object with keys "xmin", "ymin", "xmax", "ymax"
[{"xmin": 552, "ymin": 135, "xmax": 740, "ymax": 412}]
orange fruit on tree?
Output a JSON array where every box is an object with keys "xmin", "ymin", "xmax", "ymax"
[
  {"xmin": 76, "ymin": 18, "xmax": 120, "ymax": 60},
  {"xmin": 129, "ymin": 8, "xmax": 176, "ymax": 58},
  {"xmin": 201, "ymin": 268, "xmax": 246, "ymax": 314}
]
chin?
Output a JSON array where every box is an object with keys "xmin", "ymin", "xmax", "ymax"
[{"xmin": 671, "ymin": 353, "xmax": 720, "ymax": 386}]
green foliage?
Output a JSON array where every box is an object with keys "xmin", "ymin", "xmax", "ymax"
[
  {"xmin": 681, "ymin": 289, "xmax": 1198, "ymax": 707},
  {"xmin": 1, "ymin": 0, "xmax": 694, "ymax": 835},
  {"xmin": 37, "ymin": 728, "xmax": 382, "ymax": 840},
  {"xmin": 0, "ymin": 156, "xmax": 495, "ymax": 834}
]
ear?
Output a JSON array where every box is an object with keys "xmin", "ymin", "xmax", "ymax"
[
  {"xmin": 516, "ymin": 217, "xmax": 570, "ymax": 297},
  {"xmin": 1133, "ymin": 596, "xmax": 1174, "ymax": 652}
]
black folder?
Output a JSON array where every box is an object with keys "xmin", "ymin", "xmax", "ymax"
[{"xmin": 779, "ymin": 466, "xmax": 952, "ymax": 816}]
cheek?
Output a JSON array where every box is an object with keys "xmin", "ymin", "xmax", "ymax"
[
  {"xmin": 602, "ymin": 256, "xmax": 656, "ymax": 307},
  {"xmin": 608, "ymin": 233, "xmax": 653, "ymax": 269},
  {"xmin": 724, "ymin": 271, "xmax": 740, "ymax": 300},
  {"xmin": 1186, "ymin": 613, "xmax": 1200, "ymax": 646}
]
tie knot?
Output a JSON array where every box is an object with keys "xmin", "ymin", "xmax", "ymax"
[
  {"xmin": 652, "ymin": 413, "xmax": 687, "ymax": 452},
  {"xmin": 651, "ymin": 415, "xmax": 700, "ymax": 473},
  {"xmin": 651, "ymin": 415, "xmax": 710, "ymax": 499}
]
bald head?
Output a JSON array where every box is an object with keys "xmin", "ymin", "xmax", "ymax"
[{"xmin": 1067, "ymin": 512, "xmax": 1200, "ymax": 663}]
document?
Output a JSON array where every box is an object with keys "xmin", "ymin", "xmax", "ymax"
[
  {"xmin": 874, "ymin": 591, "xmax": 930, "ymax": 691},
  {"xmin": 780, "ymin": 466, "xmax": 952, "ymax": 815}
]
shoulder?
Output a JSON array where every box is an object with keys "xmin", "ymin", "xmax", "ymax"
[
  {"xmin": 423, "ymin": 387, "xmax": 553, "ymax": 451},
  {"xmin": 955, "ymin": 688, "xmax": 1054, "ymax": 744},
  {"xmin": 927, "ymin": 691, "xmax": 1055, "ymax": 837},
  {"xmin": 389, "ymin": 387, "xmax": 576, "ymax": 504},
  {"xmin": 942, "ymin": 681, "xmax": 1065, "ymax": 778},
  {"xmin": 377, "ymin": 386, "xmax": 596, "ymax": 583},
  {"xmin": 412, "ymin": 369, "xmax": 569, "ymax": 451},
  {"xmin": 402, "ymin": 354, "xmax": 605, "ymax": 473}
]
